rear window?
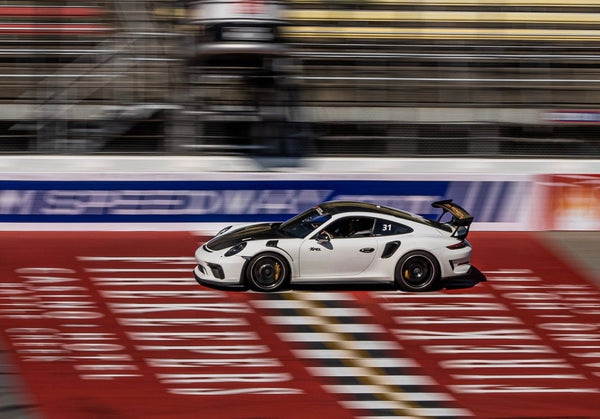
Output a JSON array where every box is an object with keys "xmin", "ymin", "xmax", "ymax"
[{"xmin": 373, "ymin": 219, "xmax": 413, "ymax": 236}]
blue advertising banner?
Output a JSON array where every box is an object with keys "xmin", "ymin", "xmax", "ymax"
[{"xmin": 0, "ymin": 179, "xmax": 530, "ymax": 225}]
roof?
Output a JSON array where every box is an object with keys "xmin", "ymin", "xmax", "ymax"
[{"xmin": 319, "ymin": 200, "xmax": 451, "ymax": 232}]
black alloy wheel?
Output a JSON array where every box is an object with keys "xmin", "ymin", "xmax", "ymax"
[
  {"xmin": 246, "ymin": 252, "xmax": 289, "ymax": 292},
  {"xmin": 395, "ymin": 251, "xmax": 439, "ymax": 292}
]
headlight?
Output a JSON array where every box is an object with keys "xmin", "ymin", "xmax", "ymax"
[{"xmin": 224, "ymin": 242, "xmax": 247, "ymax": 257}]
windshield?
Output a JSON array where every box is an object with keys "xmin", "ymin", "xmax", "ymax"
[{"xmin": 279, "ymin": 207, "xmax": 331, "ymax": 238}]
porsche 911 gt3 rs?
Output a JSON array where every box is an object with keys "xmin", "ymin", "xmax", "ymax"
[{"xmin": 194, "ymin": 199, "xmax": 473, "ymax": 292}]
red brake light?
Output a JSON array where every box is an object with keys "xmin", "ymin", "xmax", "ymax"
[{"xmin": 447, "ymin": 241, "xmax": 467, "ymax": 250}]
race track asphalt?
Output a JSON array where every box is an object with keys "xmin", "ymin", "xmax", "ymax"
[
  {"xmin": 540, "ymin": 231, "xmax": 600, "ymax": 287},
  {"xmin": 1, "ymin": 231, "xmax": 598, "ymax": 419}
]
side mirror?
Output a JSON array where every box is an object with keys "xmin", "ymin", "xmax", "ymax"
[{"xmin": 316, "ymin": 232, "xmax": 330, "ymax": 243}]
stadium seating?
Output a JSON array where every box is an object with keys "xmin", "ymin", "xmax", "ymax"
[{"xmin": 1, "ymin": 0, "xmax": 599, "ymax": 155}]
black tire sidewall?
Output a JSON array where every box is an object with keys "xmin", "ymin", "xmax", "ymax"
[
  {"xmin": 395, "ymin": 250, "xmax": 439, "ymax": 292},
  {"xmin": 246, "ymin": 252, "xmax": 290, "ymax": 292}
]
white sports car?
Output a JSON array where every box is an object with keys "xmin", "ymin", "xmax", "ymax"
[{"xmin": 194, "ymin": 200, "xmax": 473, "ymax": 292}]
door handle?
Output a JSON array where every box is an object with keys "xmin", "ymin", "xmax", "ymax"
[{"xmin": 360, "ymin": 248, "xmax": 375, "ymax": 253}]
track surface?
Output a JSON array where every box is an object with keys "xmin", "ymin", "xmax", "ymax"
[{"xmin": 1, "ymin": 231, "xmax": 599, "ymax": 418}]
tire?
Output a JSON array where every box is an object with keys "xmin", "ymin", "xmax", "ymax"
[
  {"xmin": 246, "ymin": 252, "xmax": 290, "ymax": 292},
  {"xmin": 395, "ymin": 251, "xmax": 439, "ymax": 292}
]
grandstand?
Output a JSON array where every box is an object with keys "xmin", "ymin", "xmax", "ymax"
[{"xmin": 1, "ymin": 0, "xmax": 599, "ymax": 156}]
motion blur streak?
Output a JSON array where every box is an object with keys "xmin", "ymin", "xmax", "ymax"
[{"xmin": 0, "ymin": 231, "xmax": 599, "ymax": 418}]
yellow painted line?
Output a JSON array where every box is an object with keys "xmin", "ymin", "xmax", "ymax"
[
  {"xmin": 282, "ymin": 26, "xmax": 600, "ymax": 40},
  {"xmin": 285, "ymin": 10, "xmax": 600, "ymax": 24},
  {"xmin": 283, "ymin": 292, "xmax": 428, "ymax": 418}
]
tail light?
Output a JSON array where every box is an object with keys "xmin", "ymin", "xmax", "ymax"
[{"xmin": 447, "ymin": 240, "xmax": 468, "ymax": 250}]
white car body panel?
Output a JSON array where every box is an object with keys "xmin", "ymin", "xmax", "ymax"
[
  {"xmin": 298, "ymin": 236, "xmax": 378, "ymax": 279},
  {"xmin": 194, "ymin": 200, "xmax": 473, "ymax": 291}
]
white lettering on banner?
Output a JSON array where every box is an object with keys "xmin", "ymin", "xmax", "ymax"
[
  {"xmin": 43, "ymin": 191, "xmax": 121, "ymax": 215},
  {"xmin": 246, "ymin": 190, "xmax": 320, "ymax": 214},
  {"xmin": 0, "ymin": 189, "xmax": 332, "ymax": 216},
  {"xmin": 0, "ymin": 190, "xmax": 35, "ymax": 213},
  {"xmin": 220, "ymin": 190, "xmax": 258, "ymax": 214}
]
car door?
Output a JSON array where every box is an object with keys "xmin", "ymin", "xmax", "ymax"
[{"xmin": 298, "ymin": 216, "xmax": 378, "ymax": 280}]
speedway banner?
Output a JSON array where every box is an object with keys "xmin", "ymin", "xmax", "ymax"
[{"xmin": 0, "ymin": 176, "xmax": 533, "ymax": 230}]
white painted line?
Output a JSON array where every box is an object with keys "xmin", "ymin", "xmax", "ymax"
[
  {"xmin": 324, "ymin": 385, "xmax": 454, "ymax": 400},
  {"xmin": 85, "ymin": 268, "xmax": 191, "ymax": 273}
]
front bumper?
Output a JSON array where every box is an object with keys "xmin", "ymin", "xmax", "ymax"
[
  {"xmin": 194, "ymin": 245, "xmax": 246, "ymax": 288},
  {"xmin": 194, "ymin": 265, "xmax": 245, "ymax": 289}
]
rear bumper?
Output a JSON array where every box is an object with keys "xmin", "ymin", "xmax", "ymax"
[
  {"xmin": 439, "ymin": 245, "xmax": 472, "ymax": 278},
  {"xmin": 449, "ymin": 256, "xmax": 472, "ymax": 276}
]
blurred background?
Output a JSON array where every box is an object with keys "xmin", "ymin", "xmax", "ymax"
[{"xmin": 1, "ymin": 0, "xmax": 600, "ymax": 157}]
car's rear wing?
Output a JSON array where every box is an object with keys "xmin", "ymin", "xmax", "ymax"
[{"xmin": 432, "ymin": 199, "xmax": 473, "ymax": 239}]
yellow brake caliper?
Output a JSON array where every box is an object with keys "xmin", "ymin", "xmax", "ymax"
[{"xmin": 274, "ymin": 263, "xmax": 281, "ymax": 281}]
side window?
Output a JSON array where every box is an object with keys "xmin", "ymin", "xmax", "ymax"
[
  {"xmin": 373, "ymin": 219, "xmax": 413, "ymax": 236},
  {"xmin": 327, "ymin": 217, "xmax": 375, "ymax": 238}
]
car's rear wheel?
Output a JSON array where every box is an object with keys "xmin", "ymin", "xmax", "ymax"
[
  {"xmin": 395, "ymin": 251, "xmax": 439, "ymax": 292},
  {"xmin": 246, "ymin": 252, "xmax": 289, "ymax": 292}
]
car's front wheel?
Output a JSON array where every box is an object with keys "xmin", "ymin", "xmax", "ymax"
[
  {"xmin": 395, "ymin": 251, "xmax": 439, "ymax": 292},
  {"xmin": 246, "ymin": 252, "xmax": 290, "ymax": 292}
]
